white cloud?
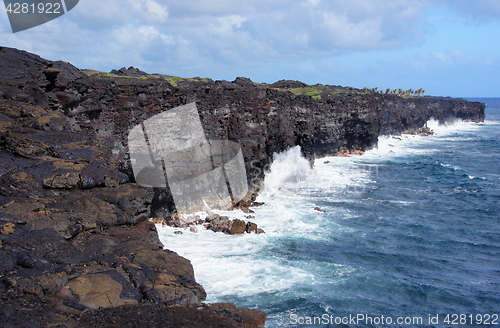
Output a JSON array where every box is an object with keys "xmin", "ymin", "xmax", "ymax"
[
  {"xmin": 6, "ymin": 0, "xmax": 433, "ymax": 61},
  {"xmin": 433, "ymin": 51, "xmax": 450, "ymax": 62},
  {"xmin": 209, "ymin": 15, "xmax": 246, "ymax": 36},
  {"xmin": 1, "ymin": 0, "xmax": 498, "ymax": 96},
  {"xmin": 319, "ymin": 12, "xmax": 384, "ymax": 49},
  {"xmin": 130, "ymin": 0, "xmax": 169, "ymax": 23}
]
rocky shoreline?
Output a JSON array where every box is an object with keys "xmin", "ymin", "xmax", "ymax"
[{"xmin": 0, "ymin": 46, "xmax": 485, "ymax": 327}]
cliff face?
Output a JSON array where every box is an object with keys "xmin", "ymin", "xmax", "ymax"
[
  {"xmin": 50, "ymin": 73, "xmax": 486, "ymax": 177},
  {"xmin": 0, "ymin": 47, "xmax": 268, "ymax": 327},
  {"xmin": 0, "ymin": 46, "xmax": 484, "ymax": 186},
  {"xmin": 0, "ymin": 46, "xmax": 485, "ymax": 326}
]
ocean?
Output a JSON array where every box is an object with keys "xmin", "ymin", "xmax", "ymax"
[{"xmin": 157, "ymin": 98, "xmax": 500, "ymax": 327}]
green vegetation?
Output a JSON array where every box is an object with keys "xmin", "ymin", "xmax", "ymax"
[
  {"xmin": 383, "ymin": 88, "xmax": 425, "ymax": 97},
  {"xmin": 82, "ymin": 70, "xmax": 116, "ymax": 79},
  {"xmin": 81, "ymin": 70, "xmax": 211, "ymax": 85},
  {"xmin": 81, "ymin": 69, "xmax": 424, "ymax": 100},
  {"xmin": 164, "ymin": 76, "xmax": 212, "ymax": 87},
  {"xmin": 165, "ymin": 76, "xmax": 184, "ymax": 86},
  {"xmin": 278, "ymin": 83, "xmax": 426, "ymax": 101},
  {"xmin": 289, "ymin": 87, "xmax": 322, "ymax": 99}
]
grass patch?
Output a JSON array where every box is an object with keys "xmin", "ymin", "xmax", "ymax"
[
  {"xmin": 164, "ymin": 76, "xmax": 184, "ymax": 86},
  {"xmin": 164, "ymin": 76, "xmax": 212, "ymax": 86},
  {"xmin": 289, "ymin": 87, "xmax": 322, "ymax": 100}
]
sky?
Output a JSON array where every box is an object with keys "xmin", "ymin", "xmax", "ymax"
[{"xmin": 1, "ymin": 0, "xmax": 499, "ymax": 97}]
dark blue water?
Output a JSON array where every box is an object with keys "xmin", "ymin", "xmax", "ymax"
[{"xmin": 158, "ymin": 98, "xmax": 500, "ymax": 327}]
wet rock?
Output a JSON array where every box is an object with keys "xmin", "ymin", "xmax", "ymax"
[
  {"xmin": 207, "ymin": 215, "xmax": 232, "ymax": 233},
  {"xmin": 205, "ymin": 214, "xmax": 220, "ymax": 222},
  {"xmin": 229, "ymin": 219, "xmax": 246, "ymax": 234},
  {"xmin": 241, "ymin": 207, "xmax": 254, "ymax": 214},
  {"xmin": 205, "ymin": 216, "xmax": 263, "ymax": 235},
  {"xmin": 314, "ymin": 207, "xmax": 326, "ymax": 213},
  {"xmin": 246, "ymin": 222, "xmax": 258, "ymax": 234}
]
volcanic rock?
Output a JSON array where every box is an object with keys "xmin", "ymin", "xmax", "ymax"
[
  {"xmin": 229, "ymin": 219, "xmax": 247, "ymax": 234},
  {"xmin": 0, "ymin": 46, "xmax": 486, "ymax": 327}
]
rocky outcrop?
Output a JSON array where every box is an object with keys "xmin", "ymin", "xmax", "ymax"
[
  {"xmin": 0, "ymin": 47, "xmax": 485, "ymax": 191},
  {"xmin": 203, "ymin": 214, "xmax": 264, "ymax": 235},
  {"xmin": 0, "ymin": 46, "xmax": 485, "ymax": 327}
]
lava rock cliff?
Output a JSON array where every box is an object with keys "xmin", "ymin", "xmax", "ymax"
[{"xmin": 0, "ymin": 46, "xmax": 484, "ymax": 327}]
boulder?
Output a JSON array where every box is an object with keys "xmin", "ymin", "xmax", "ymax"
[
  {"xmin": 241, "ymin": 207, "xmax": 254, "ymax": 214},
  {"xmin": 207, "ymin": 215, "xmax": 232, "ymax": 233},
  {"xmin": 229, "ymin": 219, "xmax": 246, "ymax": 234},
  {"xmin": 246, "ymin": 222, "xmax": 258, "ymax": 234}
]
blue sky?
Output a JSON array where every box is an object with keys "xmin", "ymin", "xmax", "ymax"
[{"xmin": 1, "ymin": 0, "xmax": 499, "ymax": 97}]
